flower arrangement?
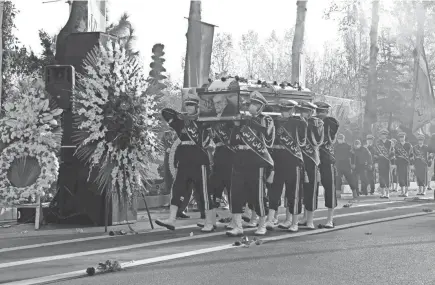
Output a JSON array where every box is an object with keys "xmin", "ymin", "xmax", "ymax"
[
  {"xmin": 0, "ymin": 75, "xmax": 63, "ymax": 204},
  {"xmin": 73, "ymin": 40, "xmax": 162, "ymax": 199}
]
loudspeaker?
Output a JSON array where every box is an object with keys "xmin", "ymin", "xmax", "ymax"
[{"xmin": 60, "ymin": 32, "xmax": 117, "ymax": 74}]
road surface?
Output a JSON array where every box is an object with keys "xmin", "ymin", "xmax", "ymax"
[{"xmin": 0, "ymin": 198, "xmax": 433, "ymax": 285}]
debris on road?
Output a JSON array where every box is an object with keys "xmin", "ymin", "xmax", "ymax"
[
  {"xmin": 219, "ymin": 217, "xmax": 231, "ymax": 223},
  {"xmin": 422, "ymin": 208, "xmax": 433, "ymax": 213},
  {"xmin": 189, "ymin": 232, "xmax": 194, "ymax": 237},
  {"xmin": 365, "ymin": 232, "xmax": 372, "ymax": 235},
  {"xmin": 109, "ymin": 230, "xmax": 127, "ymax": 236},
  {"xmin": 86, "ymin": 260, "xmax": 123, "ymax": 276},
  {"xmin": 232, "ymin": 236, "xmax": 263, "ymax": 247},
  {"xmin": 343, "ymin": 203, "xmax": 353, "ymax": 208}
]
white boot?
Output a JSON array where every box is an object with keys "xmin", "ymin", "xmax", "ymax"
[
  {"xmin": 201, "ymin": 209, "xmax": 217, "ymax": 232},
  {"xmin": 385, "ymin": 188, "xmax": 390, "ymax": 198},
  {"xmin": 273, "ymin": 210, "xmax": 279, "ymax": 224},
  {"xmin": 306, "ymin": 210, "xmax": 315, "ymax": 229},
  {"xmin": 244, "ymin": 210, "xmax": 258, "ymax": 228},
  {"xmin": 288, "ymin": 214, "xmax": 299, "ymax": 232},
  {"xmin": 254, "ymin": 216, "xmax": 267, "ymax": 236},
  {"xmin": 226, "ymin": 214, "xmax": 243, "ymax": 237},
  {"xmin": 278, "ymin": 208, "xmax": 292, "ymax": 229},
  {"xmin": 155, "ymin": 205, "xmax": 178, "ymax": 231},
  {"xmin": 266, "ymin": 209, "xmax": 276, "ymax": 230},
  {"xmin": 324, "ymin": 208, "xmax": 334, "ymax": 228}
]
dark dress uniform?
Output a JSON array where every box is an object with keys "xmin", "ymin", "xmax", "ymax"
[
  {"xmin": 394, "ymin": 134, "xmax": 413, "ymax": 194},
  {"xmin": 317, "ymin": 110, "xmax": 340, "ymax": 210},
  {"xmin": 374, "ymin": 130, "xmax": 395, "ymax": 198},
  {"xmin": 268, "ymin": 100, "xmax": 307, "ymax": 231},
  {"xmin": 413, "ymin": 141, "xmax": 430, "ymax": 192},
  {"xmin": 352, "ymin": 145, "xmax": 373, "ymax": 195},
  {"xmin": 366, "ymin": 135, "xmax": 376, "ymax": 194},
  {"xmin": 300, "ymin": 105, "xmax": 324, "ymax": 212},
  {"xmin": 155, "ymin": 101, "xmax": 212, "ymax": 231},
  {"xmin": 334, "ymin": 140, "xmax": 356, "ymax": 193},
  {"xmin": 226, "ymin": 91, "xmax": 275, "ymax": 237}
]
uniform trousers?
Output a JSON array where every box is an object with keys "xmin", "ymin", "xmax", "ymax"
[
  {"xmin": 319, "ymin": 160, "xmax": 338, "ymax": 209},
  {"xmin": 414, "ymin": 160, "xmax": 428, "ymax": 187},
  {"xmin": 378, "ymin": 158, "xmax": 391, "ymax": 188},
  {"xmin": 353, "ymin": 166, "xmax": 369, "ymax": 195},
  {"xmin": 336, "ymin": 163, "xmax": 356, "ymax": 191},
  {"xmin": 230, "ymin": 150, "xmax": 268, "ymax": 217},
  {"xmin": 171, "ymin": 158, "xmax": 211, "ymax": 211},
  {"xmin": 302, "ymin": 154, "xmax": 319, "ymax": 212},
  {"xmin": 208, "ymin": 146, "xmax": 233, "ymax": 209},
  {"xmin": 367, "ymin": 168, "xmax": 376, "ymax": 194},
  {"xmin": 396, "ymin": 159, "xmax": 410, "ymax": 187},
  {"xmin": 269, "ymin": 150, "xmax": 304, "ymax": 215}
]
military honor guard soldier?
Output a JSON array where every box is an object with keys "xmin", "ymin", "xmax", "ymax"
[
  {"xmin": 156, "ymin": 94, "xmax": 213, "ymax": 231},
  {"xmin": 352, "ymin": 139, "xmax": 373, "ymax": 196},
  {"xmin": 226, "ymin": 91, "xmax": 275, "ymax": 237},
  {"xmin": 297, "ymin": 101, "xmax": 324, "ymax": 230},
  {"xmin": 266, "ymin": 99, "xmax": 307, "ymax": 232},
  {"xmin": 413, "ymin": 134, "xmax": 431, "ymax": 196},
  {"xmin": 314, "ymin": 102, "xmax": 339, "ymax": 228},
  {"xmin": 394, "ymin": 132, "xmax": 413, "ymax": 197},
  {"xmin": 374, "ymin": 129, "xmax": 395, "ymax": 199}
]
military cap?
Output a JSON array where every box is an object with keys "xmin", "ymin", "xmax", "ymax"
[
  {"xmin": 161, "ymin": 108, "xmax": 179, "ymax": 122},
  {"xmin": 250, "ymin": 91, "xmax": 268, "ymax": 105},
  {"xmin": 337, "ymin": 134, "xmax": 345, "ymax": 140},
  {"xmin": 313, "ymin": 101, "xmax": 331, "ymax": 111},
  {"xmin": 398, "ymin": 131, "xmax": 406, "ymax": 137},
  {"xmin": 278, "ymin": 99, "xmax": 298, "ymax": 109},
  {"xmin": 297, "ymin": 101, "xmax": 317, "ymax": 111},
  {"xmin": 366, "ymin": 134, "xmax": 374, "ymax": 140},
  {"xmin": 379, "ymin": 129, "xmax": 389, "ymax": 135},
  {"xmin": 417, "ymin": 133, "xmax": 425, "ymax": 140},
  {"xmin": 184, "ymin": 94, "xmax": 200, "ymax": 106}
]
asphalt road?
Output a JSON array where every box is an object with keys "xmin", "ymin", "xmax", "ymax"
[
  {"xmin": 0, "ymin": 199, "xmax": 434, "ymax": 285},
  {"xmin": 58, "ymin": 213, "xmax": 435, "ymax": 285}
]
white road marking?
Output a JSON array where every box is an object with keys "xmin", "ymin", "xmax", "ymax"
[
  {"xmin": 0, "ymin": 199, "xmax": 406, "ymax": 253},
  {"xmin": 0, "ymin": 202, "xmax": 430, "ymax": 270},
  {"xmin": 7, "ymin": 210, "xmax": 431, "ymax": 285}
]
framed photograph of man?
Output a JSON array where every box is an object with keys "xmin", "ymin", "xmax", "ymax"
[{"xmin": 193, "ymin": 89, "xmax": 240, "ymax": 121}]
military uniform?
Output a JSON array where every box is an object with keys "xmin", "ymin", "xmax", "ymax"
[
  {"xmin": 374, "ymin": 129, "xmax": 395, "ymax": 198},
  {"xmin": 315, "ymin": 102, "xmax": 339, "ymax": 228},
  {"xmin": 334, "ymin": 134, "xmax": 356, "ymax": 196},
  {"xmin": 352, "ymin": 141, "xmax": 373, "ymax": 196},
  {"xmin": 266, "ymin": 100, "xmax": 307, "ymax": 233},
  {"xmin": 413, "ymin": 134, "xmax": 430, "ymax": 196},
  {"xmin": 365, "ymin": 135, "xmax": 376, "ymax": 194},
  {"xmin": 155, "ymin": 96, "xmax": 212, "ymax": 231},
  {"xmin": 226, "ymin": 91, "xmax": 275, "ymax": 237},
  {"xmin": 298, "ymin": 101, "xmax": 323, "ymax": 230},
  {"xmin": 395, "ymin": 132, "xmax": 413, "ymax": 197}
]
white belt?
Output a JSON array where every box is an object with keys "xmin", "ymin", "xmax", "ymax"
[
  {"xmin": 272, "ymin": 145, "xmax": 285, "ymax": 149},
  {"xmin": 180, "ymin": 141, "xmax": 196, "ymax": 146},
  {"xmin": 215, "ymin": 142, "xmax": 225, "ymax": 147},
  {"xmin": 236, "ymin": 145, "xmax": 251, "ymax": 150}
]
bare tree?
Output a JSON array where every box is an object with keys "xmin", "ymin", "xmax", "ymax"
[
  {"xmin": 0, "ymin": 0, "xmax": 4, "ymax": 106},
  {"xmin": 364, "ymin": 0, "xmax": 380, "ymax": 134},
  {"xmin": 239, "ymin": 30, "xmax": 262, "ymax": 79},
  {"xmin": 291, "ymin": 0, "xmax": 308, "ymax": 86},
  {"xmin": 210, "ymin": 32, "xmax": 234, "ymax": 78}
]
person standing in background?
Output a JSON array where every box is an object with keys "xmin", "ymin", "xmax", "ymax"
[
  {"xmin": 390, "ymin": 138, "xmax": 399, "ymax": 192},
  {"xmin": 365, "ymin": 135, "xmax": 377, "ymax": 195},
  {"xmin": 334, "ymin": 134, "xmax": 357, "ymax": 198},
  {"xmin": 413, "ymin": 134, "xmax": 431, "ymax": 196},
  {"xmin": 352, "ymin": 140, "xmax": 373, "ymax": 196}
]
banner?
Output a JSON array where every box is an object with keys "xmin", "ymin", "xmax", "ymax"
[
  {"xmin": 412, "ymin": 44, "xmax": 435, "ymax": 133},
  {"xmin": 88, "ymin": 0, "xmax": 106, "ymax": 32},
  {"xmin": 186, "ymin": 19, "xmax": 215, "ymax": 88}
]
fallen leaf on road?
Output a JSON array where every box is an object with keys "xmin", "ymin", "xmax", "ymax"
[
  {"xmin": 365, "ymin": 232, "xmax": 372, "ymax": 235},
  {"xmin": 76, "ymin": 228, "xmax": 84, "ymax": 233},
  {"xmin": 343, "ymin": 203, "xmax": 353, "ymax": 208},
  {"xmin": 189, "ymin": 232, "xmax": 194, "ymax": 237},
  {"xmin": 422, "ymin": 208, "xmax": 433, "ymax": 213}
]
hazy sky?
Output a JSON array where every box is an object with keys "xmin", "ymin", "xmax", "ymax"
[{"xmin": 12, "ymin": 0, "xmax": 338, "ymax": 83}]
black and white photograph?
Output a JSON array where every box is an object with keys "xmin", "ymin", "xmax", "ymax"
[{"xmin": 1, "ymin": 0, "xmax": 435, "ymax": 284}]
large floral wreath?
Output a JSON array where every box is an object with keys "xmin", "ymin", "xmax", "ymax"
[
  {"xmin": 73, "ymin": 40, "xmax": 161, "ymax": 198},
  {"xmin": 0, "ymin": 75, "xmax": 63, "ymax": 205},
  {"xmin": 0, "ymin": 142, "xmax": 59, "ymax": 204}
]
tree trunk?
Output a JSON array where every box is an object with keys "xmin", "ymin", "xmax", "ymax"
[
  {"xmin": 363, "ymin": 0, "xmax": 380, "ymax": 135},
  {"xmin": 0, "ymin": 0, "xmax": 4, "ymax": 107},
  {"xmin": 291, "ymin": 0, "xmax": 308, "ymax": 87},
  {"xmin": 183, "ymin": 0, "xmax": 201, "ymax": 88}
]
